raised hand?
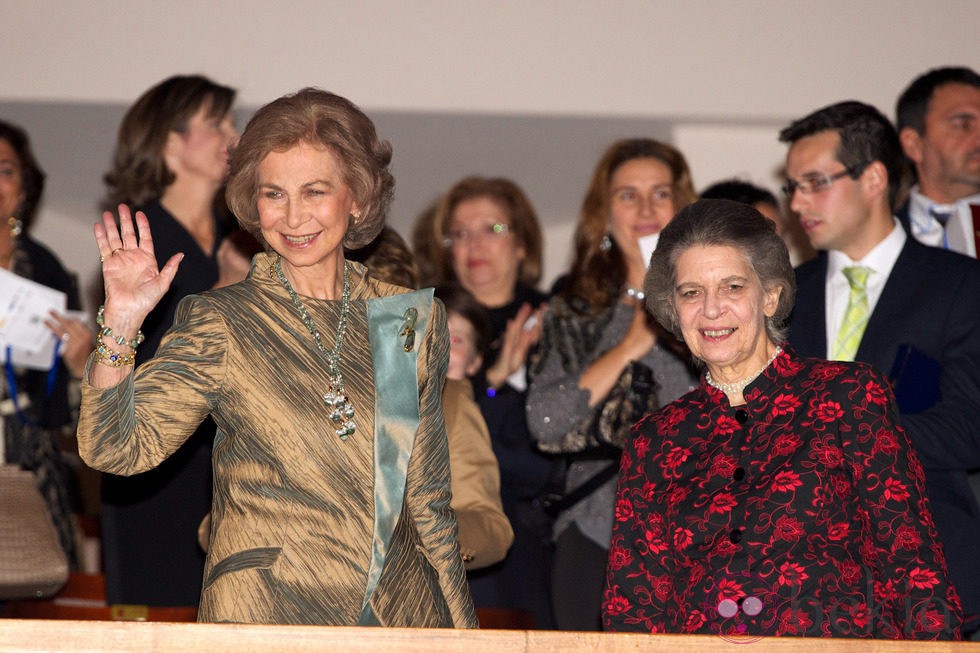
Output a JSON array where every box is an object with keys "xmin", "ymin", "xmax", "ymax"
[
  {"xmin": 485, "ymin": 302, "xmax": 542, "ymax": 390},
  {"xmin": 89, "ymin": 205, "xmax": 182, "ymax": 386},
  {"xmin": 95, "ymin": 204, "xmax": 183, "ymax": 331}
]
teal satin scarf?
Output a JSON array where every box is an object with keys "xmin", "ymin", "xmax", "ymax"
[{"xmin": 358, "ymin": 288, "xmax": 433, "ymax": 625}]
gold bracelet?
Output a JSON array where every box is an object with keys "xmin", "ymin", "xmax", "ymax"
[{"xmin": 94, "ymin": 333, "xmax": 136, "ymax": 367}]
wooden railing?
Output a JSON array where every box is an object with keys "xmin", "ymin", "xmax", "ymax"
[{"xmin": 0, "ymin": 619, "xmax": 978, "ymax": 652}]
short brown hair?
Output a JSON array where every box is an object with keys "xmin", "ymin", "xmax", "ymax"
[
  {"xmin": 644, "ymin": 198, "xmax": 795, "ymax": 347},
  {"xmin": 423, "ymin": 176, "xmax": 542, "ymax": 287},
  {"xmin": 103, "ymin": 75, "xmax": 236, "ymax": 207},
  {"xmin": 226, "ymin": 88, "xmax": 394, "ymax": 250}
]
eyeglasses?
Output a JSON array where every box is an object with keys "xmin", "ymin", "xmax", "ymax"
[
  {"xmin": 781, "ymin": 168, "xmax": 855, "ymax": 197},
  {"xmin": 443, "ymin": 223, "xmax": 512, "ymax": 247}
]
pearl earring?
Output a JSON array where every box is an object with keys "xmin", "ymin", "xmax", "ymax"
[{"xmin": 599, "ymin": 234, "xmax": 612, "ymax": 252}]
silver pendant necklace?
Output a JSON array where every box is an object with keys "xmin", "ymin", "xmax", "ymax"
[{"xmin": 275, "ymin": 256, "xmax": 355, "ymax": 440}]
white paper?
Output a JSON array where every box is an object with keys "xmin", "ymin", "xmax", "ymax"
[
  {"xmin": 0, "ymin": 267, "xmax": 68, "ymax": 370},
  {"xmin": 639, "ymin": 232, "xmax": 660, "ymax": 269}
]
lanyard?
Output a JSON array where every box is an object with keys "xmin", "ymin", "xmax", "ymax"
[{"xmin": 3, "ymin": 338, "xmax": 61, "ymax": 426}]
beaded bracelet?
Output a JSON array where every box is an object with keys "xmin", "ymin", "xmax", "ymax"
[
  {"xmin": 94, "ymin": 333, "xmax": 136, "ymax": 367},
  {"xmin": 96, "ymin": 305, "xmax": 146, "ymax": 350}
]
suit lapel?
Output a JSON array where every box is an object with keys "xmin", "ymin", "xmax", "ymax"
[
  {"xmin": 854, "ymin": 240, "xmax": 919, "ymax": 371},
  {"xmin": 790, "ymin": 254, "xmax": 830, "ymax": 359}
]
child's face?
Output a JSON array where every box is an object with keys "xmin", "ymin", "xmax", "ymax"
[{"xmin": 447, "ymin": 311, "xmax": 483, "ymax": 381}]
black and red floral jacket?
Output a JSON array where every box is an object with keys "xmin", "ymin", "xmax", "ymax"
[{"xmin": 602, "ymin": 347, "xmax": 962, "ymax": 639}]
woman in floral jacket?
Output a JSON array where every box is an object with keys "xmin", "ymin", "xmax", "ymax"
[{"xmin": 602, "ymin": 199, "xmax": 962, "ymax": 639}]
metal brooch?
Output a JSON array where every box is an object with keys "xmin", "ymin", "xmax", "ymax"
[{"xmin": 400, "ymin": 308, "xmax": 418, "ymax": 352}]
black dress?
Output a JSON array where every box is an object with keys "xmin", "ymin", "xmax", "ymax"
[{"xmin": 99, "ymin": 201, "xmax": 227, "ymax": 606}]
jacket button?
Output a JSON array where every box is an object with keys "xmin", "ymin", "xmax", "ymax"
[
  {"xmin": 733, "ymin": 467, "xmax": 746, "ymax": 482},
  {"xmin": 729, "ymin": 528, "xmax": 742, "ymax": 544},
  {"xmin": 734, "ymin": 409, "xmax": 748, "ymax": 424}
]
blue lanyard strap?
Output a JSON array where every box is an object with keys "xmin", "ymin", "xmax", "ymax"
[{"xmin": 4, "ymin": 339, "xmax": 61, "ymax": 426}]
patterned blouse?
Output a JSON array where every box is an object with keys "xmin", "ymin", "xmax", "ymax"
[{"xmin": 603, "ymin": 347, "xmax": 962, "ymax": 639}]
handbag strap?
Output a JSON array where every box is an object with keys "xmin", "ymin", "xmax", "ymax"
[{"xmin": 542, "ymin": 461, "xmax": 620, "ymax": 517}]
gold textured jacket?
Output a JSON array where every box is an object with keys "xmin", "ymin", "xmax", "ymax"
[
  {"xmin": 78, "ymin": 255, "xmax": 477, "ymax": 627},
  {"xmin": 443, "ymin": 378, "xmax": 513, "ymax": 570}
]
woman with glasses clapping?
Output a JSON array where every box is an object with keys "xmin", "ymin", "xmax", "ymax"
[{"xmin": 417, "ymin": 176, "xmax": 560, "ymax": 628}]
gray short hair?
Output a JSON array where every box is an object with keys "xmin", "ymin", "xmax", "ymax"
[{"xmin": 644, "ymin": 198, "xmax": 795, "ymax": 345}]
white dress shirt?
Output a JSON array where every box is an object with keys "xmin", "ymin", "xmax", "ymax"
[
  {"xmin": 907, "ymin": 186, "xmax": 980, "ymax": 258},
  {"xmin": 824, "ymin": 220, "xmax": 906, "ymax": 355}
]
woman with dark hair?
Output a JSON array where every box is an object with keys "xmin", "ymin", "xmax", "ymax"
[
  {"xmin": 526, "ymin": 138, "xmax": 697, "ymax": 630},
  {"xmin": 77, "ymin": 88, "xmax": 476, "ymax": 626},
  {"xmin": 98, "ymin": 74, "xmax": 240, "ymax": 610},
  {"xmin": 0, "ymin": 119, "xmax": 92, "ymax": 567},
  {"xmin": 603, "ymin": 199, "xmax": 962, "ymax": 639},
  {"xmin": 421, "ymin": 176, "xmax": 559, "ymax": 628},
  {"xmin": 699, "ymin": 179, "xmax": 782, "ymax": 234},
  {"xmin": 699, "ymin": 177, "xmax": 815, "ymax": 265}
]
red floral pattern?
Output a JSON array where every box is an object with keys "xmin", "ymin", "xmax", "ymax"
[{"xmin": 602, "ymin": 349, "xmax": 962, "ymax": 639}]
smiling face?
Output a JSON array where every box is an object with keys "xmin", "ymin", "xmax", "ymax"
[
  {"xmin": 448, "ymin": 195, "xmax": 524, "ymax": 307},
  {"xmin": 166, "ymin": 103, "xmax": 238, "ymax": 188},
  {"xmin": 257, "ymin": 141, "xmax": 359, "ymax": 294},
  {"xmin": 674, "ymin": 244, "xmax": 780, "ymax": 382},
  {"xmin": 608, "ymin": 157, "xmax": 677, "ymax": 272}
]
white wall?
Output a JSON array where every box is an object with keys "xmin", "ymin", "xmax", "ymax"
[
  {"xmin": 8, "ymin": 1, "xmax": 976, "ymax": 116},
  {"xmin": 3, "ymin": 0, "xmax": 977, "ymax": 305}
]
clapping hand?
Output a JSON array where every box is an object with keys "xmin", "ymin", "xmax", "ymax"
[
  {"xmin": 485, "ymin": 302, "xmax": 542, "ymax": 390},
  {"xmin": 620, "ymin": 300, "xmax": 657, "ymax": 360}
]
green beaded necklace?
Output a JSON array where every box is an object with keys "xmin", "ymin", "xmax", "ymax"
[{"xmin": 274, "ymin": 256, "xmax": 355, "ymax": 440}]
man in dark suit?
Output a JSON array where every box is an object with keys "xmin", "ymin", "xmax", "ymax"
[
  {"xmin": 895, "ymin": 66, "xmax": 980, "ymax": 257},
  {"xmin": 780, "ymin": 101, "xmax": 980, "ymax": 632}
]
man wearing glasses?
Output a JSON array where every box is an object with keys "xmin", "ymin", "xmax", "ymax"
[{"xmin": 780, "ymin": 100, "xmax": 980, "ymax": 636}]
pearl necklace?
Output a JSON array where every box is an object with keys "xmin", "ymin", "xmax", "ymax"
[
  {"xmin": 705, "ymin": 347, "xmax": 782, "ymax": 397},
  {"xmin": 275, "ymin": 256, "xmax": 356, "ymax": 440}
]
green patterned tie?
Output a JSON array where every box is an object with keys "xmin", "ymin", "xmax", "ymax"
[{"xmin": 831, "ymin": 266, "xmax": 872, "ymax": 361}]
